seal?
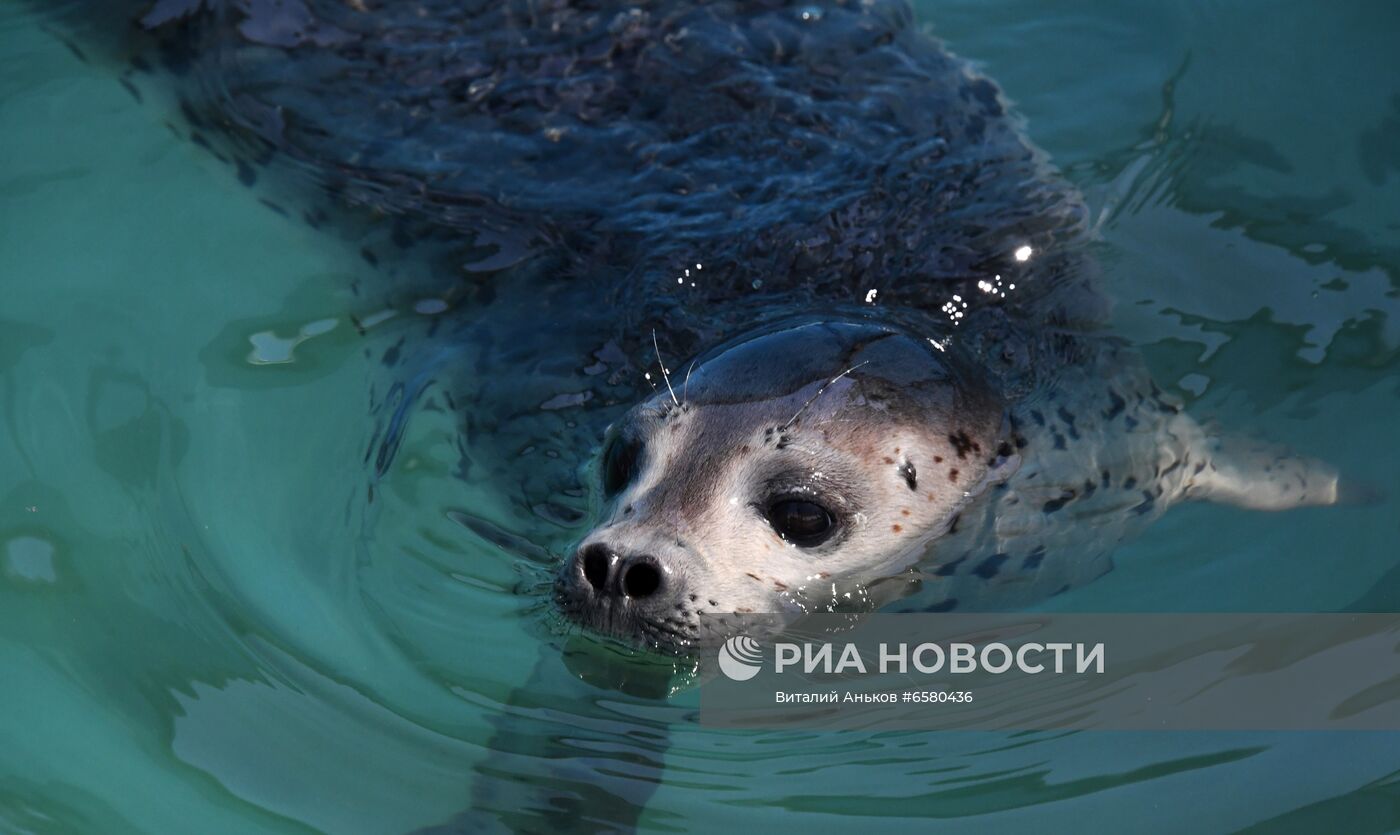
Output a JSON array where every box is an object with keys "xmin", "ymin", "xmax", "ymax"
[
  {"xmin": 109, "ymin": 0, "xmax": 1345, "ymax": 649},
  {"xmin": 554, "ymin": 320, "xmax": 1340, "ymax": 646}
]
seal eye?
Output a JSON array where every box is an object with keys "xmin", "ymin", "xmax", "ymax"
[
  {"xmin": 602, "ymin": 438, "xmax": 641, "ymax": 497},
  {"xmin": 767, "ymin": 499, "xmax": 836, "ymax": 547}
]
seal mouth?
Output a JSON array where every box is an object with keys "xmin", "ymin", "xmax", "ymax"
[{"xmin": 552, "ymin": 567, "xmax": 712, "ymax": 653}]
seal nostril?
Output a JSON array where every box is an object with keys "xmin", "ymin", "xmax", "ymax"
[
  {"xmin": 581, "ymin": 545, "xmax": 611, "ymax": 592},
  {"xmin": 621, "ymin": 558, "xmax": 662, "ymax": 599}
]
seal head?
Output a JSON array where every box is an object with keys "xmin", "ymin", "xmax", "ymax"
[{"xmin": 555, "ymin": 321, "xmax": 1013, "ymax": 650}]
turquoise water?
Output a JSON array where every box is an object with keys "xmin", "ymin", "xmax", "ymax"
[{"xmin": 2, "ymin": 1, "xmax": 1399, "ymax": 833}]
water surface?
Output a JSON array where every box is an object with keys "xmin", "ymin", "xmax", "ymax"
[{"xmin": 2, "ymin": 1, "xmax": 1398, "ymax": 832}]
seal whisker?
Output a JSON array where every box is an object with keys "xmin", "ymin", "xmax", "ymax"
[
  {"xmin": 782, "ymin": 361, "xmax": 869, "ymax": 430},
  {"xmin": 652, "ymin": 329, "xmax": 680, "ymax": 408},
  {"xmin": 682, "ymin": 359, "xmax": 697, "ymax": 406}
]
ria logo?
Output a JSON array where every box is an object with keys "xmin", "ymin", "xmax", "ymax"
[{"xmin": 718, "ymin": 635, "xmax": 764, "ymax": 681}]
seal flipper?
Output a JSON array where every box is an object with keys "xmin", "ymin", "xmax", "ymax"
[{"xmin": 1183, "ymin": 431, "xmax": 1344, "ymax": 510}]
